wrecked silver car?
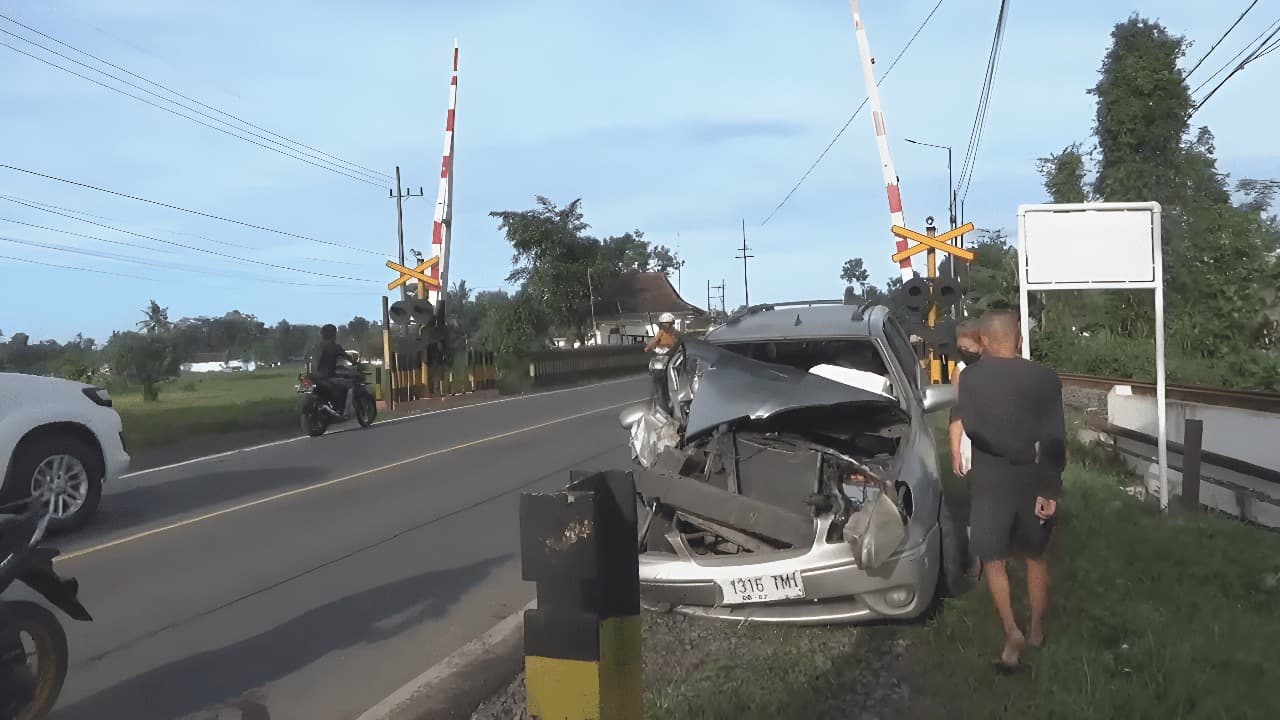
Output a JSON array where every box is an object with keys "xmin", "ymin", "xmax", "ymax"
[{"xmin": 622, "ymin": 301, "xmax": 962, "ymax": 624}]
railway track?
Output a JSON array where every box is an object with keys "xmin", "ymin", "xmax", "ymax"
[{"xmin": 1058, "ymin": 372, "xmax": 1280, "ymax": 413}]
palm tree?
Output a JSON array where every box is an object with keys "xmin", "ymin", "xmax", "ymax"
[{"xmin": 138, "ymin": 300, "xmax": 172, "ymax": 335}]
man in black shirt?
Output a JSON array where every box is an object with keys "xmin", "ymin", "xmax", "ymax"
[
  {"xmin": 314, "ymin": 324, "xmax": 353, "ymax": 418},
  {"xmin": 955, "ymin": 310, "xmax": 1067, "ymax": 671}
]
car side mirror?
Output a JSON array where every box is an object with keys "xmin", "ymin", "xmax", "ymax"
[
  {"xmin": 618, "ymin": 401, "xmax": 649, "ymax": 430},
  {"xmin": 921, "ymin": 384, "xmax": 957, "ymax": 414}
]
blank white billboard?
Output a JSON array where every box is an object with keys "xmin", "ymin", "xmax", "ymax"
[{"xmin": 1019, "ymin": 203, "xmax": 1158, "ymax": 288}]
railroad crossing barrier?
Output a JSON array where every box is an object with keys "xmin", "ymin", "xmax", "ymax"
[
  {"xmin": 520, "ymin": 470, "xmax": 643, "ymax": 719},
  {"xmin": 528, "ymin": 345, "xmax": 648, "ymax": 388}
]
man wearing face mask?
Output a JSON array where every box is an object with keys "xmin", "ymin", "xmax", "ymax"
[{"xmin": 949, "ymin": 318, "xmax": 983, "ymax": 478}]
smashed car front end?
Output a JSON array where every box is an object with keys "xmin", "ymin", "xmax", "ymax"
[{"xmin": 628, "ymin": 339, "xmax": 940, "ymax": 625}]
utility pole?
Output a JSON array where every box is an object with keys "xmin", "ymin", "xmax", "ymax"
[
  {"xmin": 735, "ymin": 219, "xmax": 753, "ymax": 307},
  {"xmin": 389, "ymin": 165, "xmax": 425, "ymax": 301},
  {"xmin": 587, "ymin": 267, "xmax": 597, "ymax": 345},
  {"xmin": 675, "ymin": 232, "xmax": 682, "ymax": 295}
]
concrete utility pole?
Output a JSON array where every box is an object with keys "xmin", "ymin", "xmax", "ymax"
[
  {"xmin": 735, "ymin": 219, "xmax": 753, "ymax": 307},
  {"xmin": 587, "ymin": 267, "xmax": 597, "ymax": 344},
  {"xmin": 389, "ymin": 165, "xmax": 425, "ymax": 301}
]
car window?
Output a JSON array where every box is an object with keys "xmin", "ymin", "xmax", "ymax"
[{"xmin": 882, "ymin": 317, "xmax": 920, "ymax": 392}]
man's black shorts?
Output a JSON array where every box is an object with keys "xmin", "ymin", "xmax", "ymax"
[{"xmin": 968, "ymin": 482, "xmax": 1054, "ymax": 562}]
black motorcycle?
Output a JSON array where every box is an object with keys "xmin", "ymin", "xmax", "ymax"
[
  {"xmin": 0, "ymin": 496, "xmax": 92, "ymax": 720},
  {"xmin": 297, "ymin": 353, "xmax": 377, "ymax": 437}
]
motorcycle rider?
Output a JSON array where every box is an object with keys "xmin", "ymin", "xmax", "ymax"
[
  {"xmin": 314, "ymin": 324, "xmax": 354, "ymax": 418},
  {"xmin": 644, "ymin": 313, "xmax": 680, "ymax": 412},
  {"xmin": 644, "ymin": 312, "xmax": 680, "ymax": 353}
]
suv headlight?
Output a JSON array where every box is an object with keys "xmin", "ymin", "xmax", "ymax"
[{"xmin": 82, "ymin": 386, "xmax": 113, "ymax": 407}]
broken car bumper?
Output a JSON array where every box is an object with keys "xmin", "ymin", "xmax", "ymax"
[{"xmin": 638, "ymin": 522, "xmax": 939, "ymax": 625}]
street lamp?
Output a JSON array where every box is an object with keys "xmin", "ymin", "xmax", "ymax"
[{"xmin": 903, "ymin": 138, "xmax": 956, "ymax": 231}]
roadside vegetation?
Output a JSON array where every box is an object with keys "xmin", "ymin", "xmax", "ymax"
[
  {"xmin": 112, "ymin": 366, "xmax": 301, "ymax": 453},
  {"xmin": 840, "ymin": 16, "xmax": 1280, "ymax": 391}
]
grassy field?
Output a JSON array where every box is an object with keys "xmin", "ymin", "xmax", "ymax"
[
  {"xmin": 113, "ymin": 366, "xmax": 302, "ymax": 453},
  {"xmin": 643, "ymin": 417, "xmax": 1280, "ymax": 719}
]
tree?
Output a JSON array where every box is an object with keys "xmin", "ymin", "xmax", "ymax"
[
  {"xmin": 138, "ymin": 300, "xmax": 172, "ymax": 335},
  {"xmin": 840, "ymin": 258, "xmax": 871, "ymax": 298},
  {"xmin": 109, "ymin": 330, "xmax": 181, "ymax": 401},
  {"xmin": 650, "ymin": 244, "xmax": 683, "ymax": 275},
  {"xmin": 490, "ymin": 196, "xmax": 670, "ymax": 344}
]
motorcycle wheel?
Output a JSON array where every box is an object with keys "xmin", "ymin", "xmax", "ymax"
[
  {"xmin": 0, "ymin": 601, "xmax": 69, "ymax": 720},
  {"xmin": 300, "ymin": 399, "xmax": 329, "ymax": 437},
  {"xmin": 354, "ymin": 393, "xmax": 377, "ymax": 428}
]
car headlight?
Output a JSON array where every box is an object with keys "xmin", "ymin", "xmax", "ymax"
[{"xmin": 82, "ymin": 386, "xmax": 113, "ymax": 407}]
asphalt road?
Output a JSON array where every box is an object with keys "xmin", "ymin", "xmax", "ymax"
[{"xmin": 42, "ymin": 377, "xmax": 646, "ymax": 720}]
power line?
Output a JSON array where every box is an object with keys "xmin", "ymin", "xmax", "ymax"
[
  {"xmin": 1, "ymin": 212, "xmax": 176, "ymax": 254},
  {"xmin": 1186, "ymin": 0, "xmax": 1260, "ymax": 78},
  {"xmin": 0, "ymin": 234, "xmax": 346, "ymax": 287},
  {"xmin": 0, "ymin": 164, "xmax": 381, "ymax": 256},
  {"xmin": 0, "ymin": 12, "xmax": 390, "ymax": 182},
  {"xmin": 760, "ymin": 0, "xmax": 945, "ymax": 226},
  {"xmin": 0, "ymin": 251, "xmax": 153, "ymax": 281},
  {"xmin": 0, "ymin": 25, "xmax": 387, "ymax": 185},
  {"xmin": 0, "ymin": 195, "xmax": 252, "ymax": 249},
  {"xmin": 0, "ymin": 194, "xmax": 378, "ymax": 282},
  {"xmin": 1190, "ymin": 18, "xmax": 1280, "ymax": 116},
  {"xmin": 956, "ymin": 0, "xmax": 1011, "ymax": 206},
  {"xmin": 1190, "ymin": 16, "xmax": 1280, "ymax": 96},
  {"xmin": 0, "ymin": 39, "xmax": 385, "ymax": 189}
]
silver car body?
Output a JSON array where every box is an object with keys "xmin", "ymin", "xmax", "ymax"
[{"xmin": 626, "ymin": 303, "xmax": 957, "ymax": 625}]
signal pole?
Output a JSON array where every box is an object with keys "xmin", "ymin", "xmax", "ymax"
[
  {"xmin": 735, "ymin": 219, "xmax": 753, "ymax": 307},
  {"xmin": 389, "ymin": 165, "xmax": 425, "ymax": 301}
]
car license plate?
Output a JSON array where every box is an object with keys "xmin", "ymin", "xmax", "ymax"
[{"xmin": 716, "ymin": 570, "xmax": 805, "ymax": 605}]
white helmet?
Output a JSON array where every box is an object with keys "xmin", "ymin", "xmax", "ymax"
[{"xmin": 658, "ymin": 312, "xmax": 676, "ymax": 324}]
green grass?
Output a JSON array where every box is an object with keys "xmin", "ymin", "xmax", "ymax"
[
  {"xmin": 642, "ymin": 416, "xmax": 1280, "ymax": 719},
  {"xmin": 113, "ymin": 366, "xmax": 302, "ymax": 453},
  {"xmin": 909, "ymin": 420, "xmax": 1280, "ymax": 720}
]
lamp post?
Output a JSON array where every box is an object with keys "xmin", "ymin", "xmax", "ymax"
[{"xmin": 903, "ymin": 138, "xmax": 956, "ymax": 230}]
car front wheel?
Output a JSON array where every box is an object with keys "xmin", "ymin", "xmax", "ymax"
[{"xmin": 12, "ymin": 434, "xmax": 103, "ymax": 533}]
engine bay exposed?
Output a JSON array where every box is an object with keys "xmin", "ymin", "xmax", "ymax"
[{"xmin": 630, "ymin": 338, "xmax": 912, "ymax": 568}]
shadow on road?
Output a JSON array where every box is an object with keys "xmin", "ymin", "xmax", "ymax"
[
  {"xmin": 55, "ymin": 553, "xmax": 510, "ymax": 720},
  {"xmin": 77, "ymin": 465, "xmax": 323, "ymax": 541}
]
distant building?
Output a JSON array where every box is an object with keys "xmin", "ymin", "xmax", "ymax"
[
  {"xmin": 181, "ymin": 352, "xmax": 258, "ymax": 373},
  {"xmin": 585, "ymin": 271, "xmax": 707, "ymax": 346}
]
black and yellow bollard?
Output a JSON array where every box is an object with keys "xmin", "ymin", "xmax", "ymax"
[{"xmin": 520, "ymin": 470, "xmax": 643, "ymax": 719}]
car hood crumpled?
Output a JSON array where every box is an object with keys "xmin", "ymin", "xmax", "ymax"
[{"xmin": 681, "ymin": 339, "xmax": 904, "ymax": 439}]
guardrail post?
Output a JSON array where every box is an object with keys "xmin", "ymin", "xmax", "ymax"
[
  {"xmin": 1181, "ymin": 418, "xmax": 1204, "ymax": 511},
  {"xmin": 520, "ymin": 470, "xmax": 643, "ymax": 720}
]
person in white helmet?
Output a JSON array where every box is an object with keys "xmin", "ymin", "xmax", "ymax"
[{"xmin": 644, "ymin": 312, "xmax": 680, "ymax": 353}]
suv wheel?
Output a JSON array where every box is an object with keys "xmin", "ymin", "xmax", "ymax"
[{"xmin": 10, "ymin": 434, "xmax": 103, "ymax": 533}]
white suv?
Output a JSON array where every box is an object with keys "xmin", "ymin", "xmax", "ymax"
[{"xmin": 0, "ymin": 373, "xmax": 130, "ymax": 531}]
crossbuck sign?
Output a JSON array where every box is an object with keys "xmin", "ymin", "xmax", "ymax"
[{"xmin": 1016, "ymin": 202, "xmax": 1170, "ymax": 510}]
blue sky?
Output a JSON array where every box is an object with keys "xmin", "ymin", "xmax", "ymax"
[{"xmin": 1, "ymin": 0, "xmax": 1276, "ymax": 342}]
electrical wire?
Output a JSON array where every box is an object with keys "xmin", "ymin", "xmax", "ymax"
[
  {"xmin": 1, "ymin": 213, "xmax": 175, "ymax": 254},
  {"xmin": 0, "ymin": 195, "xmax": 378, "ymax": 283},
  {"xmin": 955, "ymin": 0, "xmax": 1010, "ymax": 207},
  {"xmin": 0, "ymin": 25, "xmax": 387, "ymax": 185},
  {"xmin": 0, "ymin": 40, "xmax": 385, "ymax": 189},
  {"xmin": 0, "ymin": 234, "xmax": 346, "ymax": 287},
  {"xmin": 759, "ymin": 0, "xmax": 945, "ymax": 226},
  {"xmin": 0, "ymin": 12, "xmax": 390, "ymax": 182},
  {"xmin": 0, "ymin": 195, "xmax": 252, "ymax": 249},
  {"xmin": 1190, "ymin": 16, "xmax": 1280, "ymax": 96},
  {"xmin": 1190, "ymin": 18, "xmax": 1280, "ymax": 116},
  {"xmin": 0, "ymin": 251, "xmax": 153, "ymax": 281},
  {"xmin": 1185, "ymin": 0, "xmax": 1259, "ymax": 78},
  {"xmin": 0, "ymin": 164, "xmax": 381, "ymax": 256}
]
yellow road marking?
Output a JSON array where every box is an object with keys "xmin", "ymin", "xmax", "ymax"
[{"xmin": 58, "ymin": 399, "xmax": 639, "ymax": 563}]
